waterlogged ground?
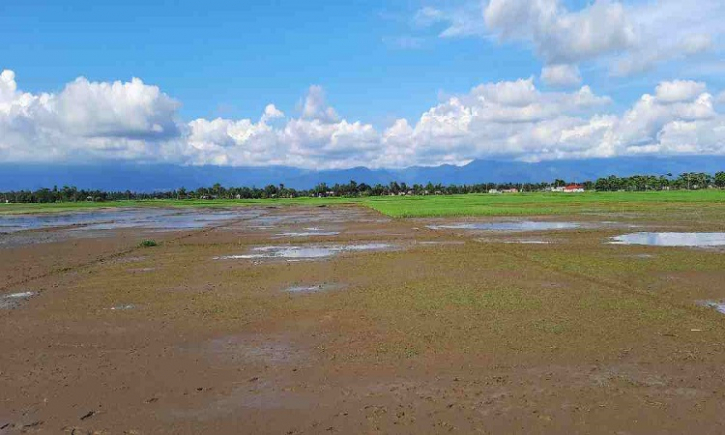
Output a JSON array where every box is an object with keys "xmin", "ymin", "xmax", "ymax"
[
  {"xmin": 611, "ymin": 232, "xmax": 725, "ymax": 247},
  {"xmin": 3, "ymin": 203, "xmax": 725, "ymax": 433}
]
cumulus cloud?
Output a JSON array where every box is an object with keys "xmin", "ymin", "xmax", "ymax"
[
  {"xmin": 178, "ymin": 85, "xmax": 381, "ymax": 169},
  {"xmin": 51, "ymin": 77, "xmax": 180, "ymax": 139},
  {"xmin": 484, "ymin": 0, "xmax": 635, "ymax": 64},
  {"xmin": 301, "ymin": 85, "xmax": 339, "ymax": 123},
  {"xmin": 541, "ymin": 64, "xmax": 582, "ymax": 88},
  {"xmin": 411, "ymin": 0, "xmax": 723, "ymax": 77},
  {"xmin": 654, "ymin": 80, "xmax": 707, "ymax": 104},
  {"xmin": 612, "ymin": 0, "xmax": 722, "ymax": 76},
  {"xmin": 393, "ymin": 78, "xmax": 722, "ymax": 164},
  {"xmin": 2, "ymin": 69, "xmax": 725, "ymax": 169},
  {"xmin": 0, "ymin": 70, "xmax": 182, "ymax": 163},
  {"xmin": 260, "ymin": 104, "xmax": 284, "ymax": 123}
]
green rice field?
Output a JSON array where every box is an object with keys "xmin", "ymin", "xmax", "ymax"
[{"xmin": 2, "ymin": 190, "xmax": 725, "ymax": 218}]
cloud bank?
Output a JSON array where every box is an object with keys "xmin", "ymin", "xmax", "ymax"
[{"xmin": 1, "ymin": 69, "xmax": 725, "ymax": 169}]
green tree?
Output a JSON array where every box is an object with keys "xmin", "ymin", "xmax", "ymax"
[{"xmin": 715, "ymin": 172, "xmax": 725, "ymax": 188}]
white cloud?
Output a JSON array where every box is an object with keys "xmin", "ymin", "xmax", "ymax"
[
  {"xmin": 613, "ymin": 34, "xmax": 714, "ymax": 77},
  {"xmin": 654, "ymin": 80, "xmax": 707, "ymax": 104},
  {"xmin": 541, "ymin": 64, "xmax": 582, "ymax": 87},
  {"xmin": 412, "ymin": 5, "xmax": 485, "ymax": 38},
  {"xmin": 412, "ymin": 0, "xmax": 723, "ymax": 78},
  {"xmin": 485, "ymin": 0, "xmax": 635, "ymax": 64},
  {"xmin": 184, "ymin": 86, "xmax": 381, "ymax": 169},
  {"xmin": 0, "ymin": 70, "xmax": 182, "ymax": 164},
  {"xmin": 49, "ymin": 77, "xmax": 180, "ymax": 138},
  {"xmin": 3, "ymin": 70, "xmax": 725, "ymax": 169},
  {"xmin": 260, "ymin": 104, "xmax": 284, "ymax": 123},
  {"xmin": 612, "ymin": 0, "xmax": 723, "ymax": 76},
  {"xmin": 682, "ymin": 34, "xmax": 714, "ymax": 55},
  {"xmin": 374, "ymin": 78, "xmax": 724, "ymax": 166},
  {"xmin": 0, "ymin": 70, "xmax": 19, "ymax": 107},
  {"xmin": 301, "ymin": 85, "xmax": 339, "ymax": 123}
]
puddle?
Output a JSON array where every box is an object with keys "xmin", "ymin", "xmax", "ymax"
[
  {"xmin": 80, "ymin": 210, "xmax": 250, "ymax": 231},
  {"xmin": 699, "ymin": 301, "xmax": 725, "ymax": 315},
  {"xmin": 114, "ymin": 256, "xmax": 148, "ymax": 264},
  {"xmin": 110, "ymin": 304, "xmax": 135, "ymax": 311},
  {"xmin": 275, "ymin": 228, "xmax": 340, "ymax": 237},
  {"xmin": 285, "ymin": 283, "xmax": 344, "ymax": 294},
  {"xmin": 417, "ymin": 241, "xmax": 466, "ymax": 246},
  {"xmin": 205, "ymin": 336, "xmax": 303, "ymax": 364},
  {"xmin": 611, "ymin": 232, "xmax": 725, "ymax": 247},
  {"xmin": 428, "ymin": 221, "xmax": 581, "ymax": 232},
  {"xmin": 215, "ymin": 243, "xmax": 393, "ymax": 261},
  {"xmin": 0, "ymin": 291, "xmax": 35, "ymax": 309},
  {"xmin": 286, "ymin": 285, "xmax": 322, "ymax": 293},
  {"xmin": 507, "ymin": 240, "xmax": 550, "ymax": 244}
]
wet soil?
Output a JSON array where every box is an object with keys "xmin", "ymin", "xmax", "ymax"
[{"xmin": 2, "ymin": 205, "xmax": 725, "ymax": 433}]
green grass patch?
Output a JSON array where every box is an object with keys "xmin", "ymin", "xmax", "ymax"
[
  {"xmin": 3, "ymin": 190, "xmax": 725, "ymax": 218},
  {"xmin": 139, "ymin": 239, "xmax": 158, "ymax": 248},
  {"xmin": 363, "ymin": 190, "xmax": 725, "ymax": 218},
  {"xmin": 0, "ymin": 196, "xmax": 360, "ymax": 215}
]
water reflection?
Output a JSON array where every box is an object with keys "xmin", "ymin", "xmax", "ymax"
[
  {"xmin": 215, "ymin": 243, "xmax": 392, "ymax": 260},
  {"xmin": 428, "ymin": 221, "xmax": 581, "ymax": 232},
  {"xmin": 0, "ymin": 209, "xmax": 253, "ymax": 233},
  {"xmin": 611, "ymin": 232, "xmax": 725, "ymax": 247}
]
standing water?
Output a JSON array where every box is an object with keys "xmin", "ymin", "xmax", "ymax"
[
  {"xmin": 428, "ymin": 221, "xmax": 581, "ymax": 232},
  {"xmin": 611, "ymin": 233, "xmax": 725, "ymax": 247}
]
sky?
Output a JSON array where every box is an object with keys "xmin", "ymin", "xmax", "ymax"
[{"xmin": 2, "ymin": 0, "xmax": 725, "ymax": 170}]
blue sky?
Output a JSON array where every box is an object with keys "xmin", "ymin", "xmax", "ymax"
[
  {"xmin": 2, "ymin": 0, "xmax": 540, "ymax": 123},
  {"xmin": 2, "ymin": 0, "xmax": 725, "ymax": 169}
]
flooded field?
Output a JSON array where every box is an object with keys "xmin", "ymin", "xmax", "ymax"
[
  {"xmin": 3, "ymin": 203, "xmax": 725, "ymax": 434},
  {"xmin": 0, "ymin": 207, "xmax": 256, "ymax": 235}
]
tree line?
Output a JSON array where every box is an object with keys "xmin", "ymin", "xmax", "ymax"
[{"xmin": 2, "ymin": 172, "xmax": 725, "ymax": 203}]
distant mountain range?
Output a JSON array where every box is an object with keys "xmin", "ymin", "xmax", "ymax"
[{"xmin": 1, "ymin": 156, "xmax": 724, "ymax": 192}]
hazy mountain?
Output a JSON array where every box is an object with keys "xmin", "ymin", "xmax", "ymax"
[{"xmin": 1, "ymin": 156, "xmax": 724, "ymax": 192}]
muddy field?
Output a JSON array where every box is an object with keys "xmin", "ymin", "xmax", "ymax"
[{"xmin": 2, "ymin": 204, "xmax": 725, "ymax": 434}]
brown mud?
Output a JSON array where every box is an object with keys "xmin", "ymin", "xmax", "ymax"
[{"xmin": 2, "ymin": 205, "xmax": 725, "ymax": 434}]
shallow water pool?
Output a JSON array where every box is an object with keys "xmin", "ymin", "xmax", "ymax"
[
  {"xmin": 611, "ymin": 232, "xmax": 725, "ymax": 247},
  {"xmin": 215, "ymin": 243, "xmax": 393, "ymax": 261},
  {"xmin": 428, "ymin": 221, "xmax": 581, "ymax": 232},
  {"xmin": 0, "ymin": 291, "xmax": 35, "ymax": 309}
]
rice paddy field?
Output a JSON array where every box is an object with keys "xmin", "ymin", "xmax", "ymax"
[
  {"xmin": 2, "ymin": 191, "xmax": 725, "ymax": 434},
  {"xmin": 3, "ymin": 189, "xmax": 725, "ymax": 217},
  {"xmin": 365, "ymin": 190, "xmax": 725, "ymax": 217}
]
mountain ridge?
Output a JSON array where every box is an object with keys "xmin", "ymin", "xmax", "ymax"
[{"xmin": 1, "ymin": 156, "xmax": 724, "ymax": 192}]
